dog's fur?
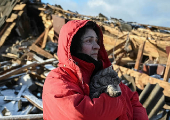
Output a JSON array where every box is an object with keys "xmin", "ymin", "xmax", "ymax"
[{"xmin": 89, "ymin": 66, "xmax": 122, "ymax": 99}]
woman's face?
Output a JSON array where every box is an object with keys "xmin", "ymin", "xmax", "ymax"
[{"xmin": 78, "ymin": 28, "xmax": 100, "ymax": 60}]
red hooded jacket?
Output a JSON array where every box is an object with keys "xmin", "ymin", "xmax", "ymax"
[{"xmin": 43, "ymin": 20, "xmax": 148, "ymax": 120}]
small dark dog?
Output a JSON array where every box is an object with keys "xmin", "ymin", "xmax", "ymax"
[{"xmin": 89, "ymin": 66, "xmax": 122, "ymax": 99}]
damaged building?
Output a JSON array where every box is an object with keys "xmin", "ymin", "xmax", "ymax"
[{"xmin": 0, "ymin": 0, "xmax": 170, "ymax": 119}]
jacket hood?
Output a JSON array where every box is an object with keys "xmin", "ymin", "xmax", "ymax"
[{"xmin": 57, "ymin": 20, "xmax": 111, "ymax": 76}]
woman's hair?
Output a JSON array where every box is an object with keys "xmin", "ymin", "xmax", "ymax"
[{"xmin": 70, "ymin": 21, "xmax": 100, "ymax": 55}]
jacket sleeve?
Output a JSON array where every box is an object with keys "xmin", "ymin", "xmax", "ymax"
[
  {"xmin": 122, "ymin": 83, "xmax": 149, "ymax": 120},
  {"xmin": 43, "ymin": 69, "xmax": 126, "ymax": 120}
]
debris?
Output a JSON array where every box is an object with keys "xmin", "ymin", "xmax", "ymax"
[
  {"xmin": 0, "ymin": 0, "xmax": 170, "ymax": 119},
  {"xmin": 134, "ymin": 41, "xmax": 146, "ymax": 70}
]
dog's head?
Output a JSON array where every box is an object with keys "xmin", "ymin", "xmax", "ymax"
[{"xmin": 90, "ymin": 66, "xmax": 122, "ymax": 98}]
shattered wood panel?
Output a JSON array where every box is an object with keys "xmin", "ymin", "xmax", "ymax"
[
  {"xmin": 6, "ymin": 11, "xmax": 24, "ymax": 23},
  {"xmin": 52, "ymin": 15, "xmax": 67, "ymax": 35},
  {"xmin": 0, "ymin": 10, "xmax": 25, "ymax": 46},
  {"xmin": 131, "ymin": 38, "xmax": 159, "ymax": 57},
  {"xmin": 130, "ymin": 35, "xmax": 169, "ymax": 64},
  {"xmin": 106, "ymin": 40, "xmax": 126, "ymax": 56},
  {"xmin": 0, "ymin": 0, "xmax": 18, "ymax": 28},
  {"xmin": 103, "ymin": 34, "xmax": 125, "ymax": 51}
]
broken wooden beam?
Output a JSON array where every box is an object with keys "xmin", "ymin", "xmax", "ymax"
[
  {"xmin": 29, "ymin": 44, "xmax": 54, "ymax": 59},
  {"xmin": 114, "ymin": 47, "xmax": 125, "ymax": 58},
  {"xmin": 0, "ymin": 22, "xmax": 16, "ymax": 47},
  {"xmin": 0, "ymin": 23, "xmax": 10, "ymax": 37},
  {"xmin": 0, "ymin": 114, "xmax": 43, "ymax": 120},
  {"xmin": 1, "ymin": 53, "xmax": 18, "ymax": 59},
  {"xmin": 54, "ymin": 53, "xmax": 58, "ymax": 60},
  {"xmin": 106, "ymin": 40, "xmax": 126, "ymax": 56},
  {"xmin": 34, "ymin": 31, "xmax": 45, "ymax": 45},
  {"xmin": 134, "ymin": 41, "xmax": 146, "ymax": 70},
  {"xmin": 118, "ymin": 33, "xmax": 129, "ymax": 39},
  {"xmin": 0, "ymin": 73, "xmax": 26, "ymax": 85},
  {"xmin": 0, "ymin": 62, "xmax": 37, "ymax": 81},
  {"xmin": 114, "ymin": 51, "xmax": 126, "ymax": 65},
  {"xmin": 163, "ymin": 53, "xmax": 170, "ymax": 82},
  {"xmin": 0, "ymin": 64, "xmax": 21, "ymax": 75},
  {"xmin": 35, "ymin": 81, "xmax": 44, "ymax": 87},
  {"xmin": 41, "ymin": 27, "xmax": 50, "ymax": 49},
  {"xmin": 6, "ymin": 13, "xmax": 18, "ymax": 22},
  {"xmin": 29, "ymin": 71, "xmax": 46, "ymax": 80},
  {"xmin": 23, "ymin": 90, "xmax": 43, "ymax": 111},
  {"xmin": 13, "ymin": 4, "xmax": 26, "ymax": 11},
  {"xmin": 4, "ymin": 96, "xmax": 28, "ymax": 102},
  {"xmin": 33, "ymin": 25, "xmax": 52, "ymax": 45}
]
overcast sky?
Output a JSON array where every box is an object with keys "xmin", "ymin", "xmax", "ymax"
[{"xmin": 41, "ymin": 0, "xmax": 170, "ymax": 28}]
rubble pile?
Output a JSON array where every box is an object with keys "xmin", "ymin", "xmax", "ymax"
[{"xmin": 0, "ymin": 0, "xmax": 170, "ymax": 119}]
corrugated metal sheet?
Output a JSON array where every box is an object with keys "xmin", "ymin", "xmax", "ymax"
[{"xmin": 139, "ymin": 83, "xmax": 165, "ymax": 119}]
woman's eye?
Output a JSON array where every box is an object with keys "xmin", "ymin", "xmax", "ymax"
[{"xmin": 86, "ymin": 39, "xmax": 92, "ymax": 43}]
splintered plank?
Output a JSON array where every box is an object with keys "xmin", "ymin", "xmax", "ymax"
[
  {"xmin": 33, "ymin": 25, "xmax": 52, "ymax": 45},
  {"xmin": 0, "ymin": 114, "xmax": 43, "ymax": 120},
  {"xmin": 0, "ymin": 23, "xmax": 10, "ymax": 37},
  {"xmin": 29, "ymin": 44, "xmax": 54, "ymax": 59},
  {"xmin": 13, "ymin": 4, "xmax": 26, "ymax": 10},
  {"xmin": 2, "ymin": 53, "xmax": 18, "ymax": 59},
  {"xmin": 34, "ymin": 31, "xmax": 45, "ymax": 44},
  {"xmin": 134, "ymin": 41, "xmax": 146, "ymax": 70},
  {"xmin": 29, "ymin": 71, "xmax": 46, "ymax": 80},
  {"xmin": 18, "ymin": 11, "xmax": 24, "ymax": 16},
  {"xmin": 106, "ymin": 40, "xmax": 126, "ymax": 56},
  {"xmin": 6, "ymin": 13, "xmax": 18, "ymax": 22},
  {"xmin": 0, "ymin": 22, "xmax": 16, "ymax": 47},
  {"xmin": 163, "ymin": 53, "xmax": 170, "ymax": 82},
  {"xmin": 23, "ymin": 90, "xmax": 43, "ymax": 111},
  {"xmin": 0, "ymin": 62, "xmax": 37, "ymax": 81},
  {"xmin": 28, "ymin": 5, "xmax": 46, "ymax": 11},
  {"xmin": 41, "ymin": 27, "xmax": 50, "ymax": 49}
]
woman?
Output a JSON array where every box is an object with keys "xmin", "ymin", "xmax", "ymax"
[{"xmin": 43, "ymin": 20, "xmax": 148, "ymax": 120}]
